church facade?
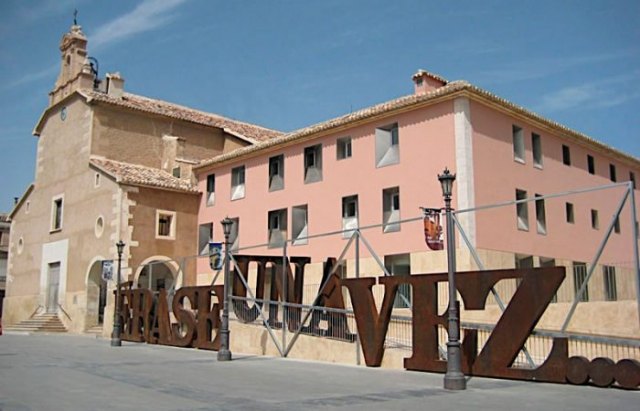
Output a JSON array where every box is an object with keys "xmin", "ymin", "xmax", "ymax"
[{"xmin": 3, "ymin": 24, "xmax": 280, "ymax": 333}]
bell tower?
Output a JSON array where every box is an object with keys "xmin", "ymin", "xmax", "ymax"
[{"xmin": 49, "ymin": 16, "xmax": 96, "ymax": 106}]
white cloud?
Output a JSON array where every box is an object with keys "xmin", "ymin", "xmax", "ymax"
[
  {"xmin": 537, "ymin": 72, "xmax": 640, "ymax": 111},
  {"xmin": 12, "ymin": 0, "xmax": 89, "ymax": 24},
  {"xmin": 538, "ymin": 84, "xmax": 596, "ymax": 111},
  {"xmin": 2, "ymin": 0, "xmax": 188, "ymax": 90},
  {"xmin": 90, "ymin": 0, "xmax": 189, "ymax": 50},
  {"xmin": 477, "ymin": 50, "xmax": 636, "ymax": 84},
  {"xmin": 0, "ymin": 65, "xmax": 58, "ymax": 91}
]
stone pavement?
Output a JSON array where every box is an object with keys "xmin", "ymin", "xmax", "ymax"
[{"xmin": 0, "ymin": 333, "xmax": 637, "ymax": 411}]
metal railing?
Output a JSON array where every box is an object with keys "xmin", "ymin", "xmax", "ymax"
[
  {"xmin": 128, "ymin": 182, "xmax": 640, "ymax": 374},
  {"xmin": 57, "ymin": 304, "xmax": 72, "ymax": 321},
  {"xmin": 228, "ymin": 295, "xmax": 640, "ymax": 366}
]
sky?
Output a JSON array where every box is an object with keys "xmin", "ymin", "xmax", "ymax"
[{"xmin": 0, "ymin": 0, "xmax": 639, "ymax": 212}]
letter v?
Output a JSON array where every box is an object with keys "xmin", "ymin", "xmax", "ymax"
[{"xmin": 343, "ymin": 276, "xmax": 403, "ymax": 367}]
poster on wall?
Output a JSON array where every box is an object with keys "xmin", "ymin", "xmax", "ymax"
[{"xmin": 101, "ymin": 260, "xmax": 113, "ymax": 281}]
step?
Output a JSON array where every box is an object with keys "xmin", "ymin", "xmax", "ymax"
[
  {"xmin": 21, "ymin": 319, "xmax": 64, "ymax": 324},
  {"xmin": 4, "ymin": 327, "xmax": 67, "ymax": 333},
  {"xmin": 5, "ymin": 313, "xmax": 68, "ymax": 333}
]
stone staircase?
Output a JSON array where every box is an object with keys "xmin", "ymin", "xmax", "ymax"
[{"xmin": 4, "ymin": 313, "xmax": 67, "ymax": 333}]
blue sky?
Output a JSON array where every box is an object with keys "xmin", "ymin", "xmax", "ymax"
[{"xmin": 1, "ymin": 0, "xmax": 639, "ymax": 212}]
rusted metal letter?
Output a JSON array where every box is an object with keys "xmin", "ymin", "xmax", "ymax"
[{"xmin": 343, "ymin": 276, "xmax": 403, "ymax": 366}]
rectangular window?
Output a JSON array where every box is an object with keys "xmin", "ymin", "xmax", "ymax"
[
  {"xmin": 229, "ymin": 217, "xmax": 239, "ymax": 251},
  {"xmin": 515, "ymin": 254, "xmax": 534, "ymax": 269},
  {"xmin": 0, "ymin": 256, "xmax": 7, "ymax": 280},
  {"xmin": 206, "ymin": 174, "xmax": 215, "ymax": 206},
  {"xmin": 268, "ymin": 155, "xmax": 284, "ymax": 192},
  {"xmin": 603, "ymin": 265, "xmax": 617, "ymax": 301},
  {"xmin": 268, "ymin": 208, "xmax": 288, "ymax": 248},
  {"xmin": 573, "ymin": 262, "xmax": 589, "ymax": 302},
  {"xmin": 337, "ymin": 137, "xmax": 352, "ymax": 160},
  {"xmin": 562, "ymin": 145, "xmax": 571, "ymax": 166},
  {"xmin": 172, "ymin": 166, "xmax": 181, "ymax": 178},
  {"xmin": 375, "ymin": 123, "xmax": 400, "ymax": 167},
  {"xmin": 512, "ymin": 125, "xmax": 525, "ymax": 163},
  {"xmin": 515, "ymin": 189, "xmax": 528, "ymax": 231},
  {"xmin": 385, "ymin": 254, "xmax": 411, "ymax": 309},
  {"xmin": 292, "ymin": 205, "xmax": 309, "ymax": 245},
  {"xmin": 609, "ymin": 163, "xmax": 617, "ymax": 182},
  {"xmin": 532, "ymin": 133, "xmax": 542, "ymax": 168},
  {"xmin": 198, "ymin": 223, "xmax": 213, "ymax": 255},
  {"xmin": 566, "ymin": 202, "xmax": 574, "ymax": 224},
  {"xmin": 231, "ymin": 166, "xmax": 246, "ymax": 200},
  {"xmin": 156, "ymin": 210, "xmax": 176, "ymax": 239},
  {"xmin": 382, "ymin": 187, "xmax": 401, "ymax": 233},
  {"xmin": 514, "ymin": 254, "xmax": 534, "ymax": 288},
  {"xmin": 535, "ymin": 194, "xmax": 546, "ymax": 234},
  {"xmin": 540, "ymin": 257, "xmax": 557, "ymax": 302},
  {"xmin": 342, "ymin": 195, "xmax": 359, "ymax": 238},
  {"xmin": 51, "ymin": 196, "xmax": 63, "ymax": 231},
  {"xmin": 614, "ymin": 216, "xmax": 620, "ymax": 234},
  {"xmin": 591, "ymin": 209, "xmax": 599, "ymax": 230},
  {"xmin": 304, "ymin": 144, "xmax": 323, "ymax": 183},
  {"xmin": 630, "ymin": 172, "xmax": 636, "ymax": 189},
  {"xmin": 587, "ymin": 155, "xmax": 595, "ymax": 174}
]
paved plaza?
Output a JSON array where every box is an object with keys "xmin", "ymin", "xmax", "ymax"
[{"xmin": 0, "ymin": 333, "xmax": 637, "ymax": 410}]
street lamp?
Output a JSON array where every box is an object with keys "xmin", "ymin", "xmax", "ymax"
[
  {"xmin": 217, "ymin": 217, "xmax": 233, "ymax": 361},
  {"xmin": 111, "ymin": 240, "xmax": 125, "ymax": 347},
  {"xmin": 438, "ymin": 168, "xmax": 466, "ymax": 390}
]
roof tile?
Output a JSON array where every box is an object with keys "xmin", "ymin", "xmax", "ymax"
[
  {"xmin": 90, "ymin": 157, "xmax": 199, "ymax": 194},
  {"xmin": 80, "ymin": 89, "xmax": 283, "ymax": 142},
  {"xmin": 195, "ymin": 80, "xmax": 640, "ymax": 170}
]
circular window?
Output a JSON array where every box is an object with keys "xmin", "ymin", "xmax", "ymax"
[
  {"xmin": 95, "ymin": 216, "xmax": 104, "ymax": 238},
  {"xmin": 17, "ymin": 237, "xmax": 24, "ymax": 254}
]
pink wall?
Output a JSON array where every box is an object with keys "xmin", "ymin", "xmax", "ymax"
[
  {"xmin": 471, "ymin": 100, "xmax": 639, "ymax": 265},
  {"xmin": 195, "ymin": 95, "xmax": 639, "ymax": 276},
  {"xmin": 196, "ymin": 101, "xmax": 457, "ymax": 272}
]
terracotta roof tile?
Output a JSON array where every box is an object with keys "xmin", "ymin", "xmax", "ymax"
[
  {"xmin": 90, "ymin": 157, "xmax": 199, "ymax": 194},
  {"xmin": 79, "ymin": 89, "xmax": 283, "ymax": 142},
  {"xmin": 196, "ymin": 80, "xmax": 639, "ymax": 170},
  {"xmin": 196, "ymin": 81, "xmax": 470, "ymax": 169}
]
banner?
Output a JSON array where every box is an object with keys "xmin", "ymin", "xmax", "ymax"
[
  {"xmin": 101, "ymin": 260, "xmax": 113, "ymax": 281},
  {"xmin": 423, "ymin": 208, "xmax": 443, "ymax": 250},
  {"xmin": 209, "ymin": 242, "xmax": 223, "ymax": 271}
]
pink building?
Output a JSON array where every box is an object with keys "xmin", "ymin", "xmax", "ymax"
[{"xmin": 194, "ymin": 70, "xmax": 640, "ymax": 336}]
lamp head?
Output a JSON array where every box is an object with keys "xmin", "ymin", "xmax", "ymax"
[
  {"xmin": 221, "ymin": 217, "xmax": 233, "ymax": 237},
  {"xmin": 438, "ymin": 167, "xmax": 456, "ymax": 198},
  {"xmin": 116, "ymin": 240, "xmax": 125, "ymax": 255}
]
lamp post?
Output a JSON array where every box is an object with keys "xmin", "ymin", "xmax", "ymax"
[
  {"xmin": 439, "ymin": 168, "xmax": 466, "ymax": 390},
  {"xmin": 217, "ymin": 217, "xmax": 233, "ymax": 361},
  {"xmin": 111, "ymin": 240, "xmax": 125, "ymax": 347}
]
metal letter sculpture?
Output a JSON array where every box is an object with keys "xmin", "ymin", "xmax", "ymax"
[{"xmin": 115, "ymin": 258, "xmax": 639, "ymax": 389}]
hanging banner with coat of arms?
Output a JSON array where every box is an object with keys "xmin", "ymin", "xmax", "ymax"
[
  {"xmin": 209, "ymin": 242, "xmax": 223, "ymax": 271},
  {"xmin": 423, "ymin": 208, "xmax": 443, "ymax": 250}
]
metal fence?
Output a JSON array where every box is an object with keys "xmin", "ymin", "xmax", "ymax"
[
  {"xmin": 226, "ymin": 294, "xmax": 640, "ymax": 367},
  {"xmin": 129, "ymin": 181, "xmax": 640, "ymax": 375}
]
